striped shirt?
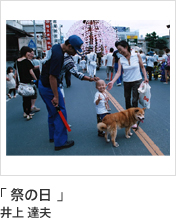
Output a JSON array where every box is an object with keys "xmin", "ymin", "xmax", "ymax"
[
  {"xmin": 40, "ymin": 47, "xmax": 85, "ymax": 87},
  {"xmin": 60, "ymin": 53, "xmax": 85, "ymax": 81}
]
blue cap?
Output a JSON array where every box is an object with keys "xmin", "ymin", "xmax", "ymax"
[
  {"xmin": 148, "ymin": 51, "xmax": 154, "ymax": 56},
  {"xmin": 68, "ymin": 35, "xmax": 83, "ymax": 55}
]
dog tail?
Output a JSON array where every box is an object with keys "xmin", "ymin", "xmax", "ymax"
[{"xmin": 97, "ymin": 122, "xmax": 107, "ymax": 131}]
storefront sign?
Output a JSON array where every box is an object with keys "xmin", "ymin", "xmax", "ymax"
[{"xmin": 45, "ymin": 20, "xmax": 52, "ymax": 50}]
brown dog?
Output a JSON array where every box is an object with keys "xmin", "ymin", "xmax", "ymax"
[{"xmin": 97, "ymin": 107, "xmax": 146, "ymax": 147}]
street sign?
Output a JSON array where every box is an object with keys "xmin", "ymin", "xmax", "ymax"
[
  {"xmin": 127, "ymin": 35, "xmax": 138, "ymax": 45},
  {"xmin": 28, "ymin": 39, "xmax": 36, "ymax": 48}
]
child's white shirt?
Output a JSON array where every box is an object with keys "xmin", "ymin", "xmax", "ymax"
[
  {"xmin": 6, "ymin": 73, "xmax": 16, "ymax": 89},
  {"xmin": 94, "ymin": 91, "xmax": 108, "ymax": 114}
]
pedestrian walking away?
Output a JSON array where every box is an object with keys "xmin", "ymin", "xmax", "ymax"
[
  {"xmin": 87, "ymin": 50, "xmax": 97, "ymax": 78},
  {"xmin": 105, "ymin": 47, "xmax": 114, "ymax": 81},
  {"xmin": 146, "ymin": 51, "xmax": 154, "ymax": 81},
  {"xmin": 107, "ymin": 40, "xmax": 148, "ymax": 129}
]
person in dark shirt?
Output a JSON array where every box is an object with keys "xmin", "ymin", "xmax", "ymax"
[
  {"xmin": 15, "ymin": 46, "xmax": 37, "ymax": 120},
  {"xmin": 39, "ymin": 35, "xmax": 85, "ymax": 151},
  {"xmin": 112, "ymin": 41, "xmax": 123, "ymax": 86}
]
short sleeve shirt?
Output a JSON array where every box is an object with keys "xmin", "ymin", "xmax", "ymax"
[
  {"xmin": 106, "ymin": 53, "xmax": 113, "ymax": 66},
  {"xmin": 40, "ymin": 44, "xmax": 64, "ymax": 87},
  {"xmin": 94, "ymin": 91, "xmax": 109, "ymax": 115},
  {"xmin": 16, "ymin": 59, "xmax": 34, "ymax": 83}
]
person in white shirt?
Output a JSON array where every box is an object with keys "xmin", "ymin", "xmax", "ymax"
[
  {"xmin": 88, "ymin": 51, "xmax": 97, "ymax": 77},
  {"xmin": 80, "ymin": 57, "xmax": 86, "ymax": 73},
  {"xmin": 94, "ymin": 80, "xmax": 110, "ymax": 137},
  {"xmin": 107, "ymin": 40, "xmax": 148, "ymax": 129},
  {"xmin": 105, "ymin": 48, "xmax": 114, "ymax": 81},
  {"xmin": 86, "ymin": 53, "xmax": 90, "ymax": 74},
  {"xmin": 162, "ymin": 46, "xmax": 168, "ymax": 64},
  {"xmin": 153, "ymin": 51, "xmax": 158, "ymax": 65},
  {"xmin": 146, "ymin": 51, "xmax": 155, "ymax": 81},
  {"xmin": 6, "ymin": 67, "xmax": 16, "ymax": 98},
  {"xmin": 73, "ymin": 54, "xmax": 81, "ymax": 71}
]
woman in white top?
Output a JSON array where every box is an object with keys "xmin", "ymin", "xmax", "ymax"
[{"xmin": 107, "ymin": 40, "xmax": 148, "ymax": 116}]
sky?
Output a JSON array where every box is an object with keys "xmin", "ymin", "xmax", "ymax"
[
  {"xmin": 57, "ymin": 20, "xmax": 170, "ymax": 38},
  {"xmin": 21, "ymin": 19, "xmax": 170, "ymax": 39}
]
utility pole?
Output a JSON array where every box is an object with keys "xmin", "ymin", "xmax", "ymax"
[{"xmin": 33, "ymin": 20, "xmax": 38, "ymax": 56}]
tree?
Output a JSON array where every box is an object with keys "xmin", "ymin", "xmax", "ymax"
[
  {"xmin": 145, "ymin": 31, "xmax": 167, "ymax": 50},
  {"xmin": 145, "ymin": 32, "xmax": 159, "ymax": 48},
  {"xmin": 156, "ymin": 37, "xmax": 168, "ymax": 50}
]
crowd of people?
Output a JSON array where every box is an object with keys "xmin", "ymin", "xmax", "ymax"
[
  {"xmin": 6, "ymin": 35, "xmax": 170, "ymax": 151},
  {"xmin": 139, "ymin": 47, "xmax": 170, "ymax": 84}
]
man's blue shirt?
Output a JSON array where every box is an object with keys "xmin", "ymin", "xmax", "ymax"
[{"xmin": 40, "ymin": 44, "xmax": 64, "ymax": 87}]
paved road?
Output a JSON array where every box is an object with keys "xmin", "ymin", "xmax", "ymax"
[{"xmin": 6, "ymin": 66, "xmax": 170, "ymax": 156}]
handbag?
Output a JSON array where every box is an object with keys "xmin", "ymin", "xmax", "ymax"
[
  {"xmin": 138, "ymin": 81, "xmax": 151, "ymax": 109},
  {"xmin": 18, "ymin": 83, "xmax": 35, "ymax": 97}
]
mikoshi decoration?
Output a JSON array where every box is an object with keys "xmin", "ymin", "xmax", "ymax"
[{"xmin": 66, "ymin": 20, "xmax": 118, "ymax": 55}]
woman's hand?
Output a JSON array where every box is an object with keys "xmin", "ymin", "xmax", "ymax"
[
  {"xmin": 106, "ymin": 81, "xmax": 114, "ymax": 91},
  {"xmin": 144, "ymin": 77, "xmax": 149, "ymax": 83}
]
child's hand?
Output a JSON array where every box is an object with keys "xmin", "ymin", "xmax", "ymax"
[
  {"xmin": 98, "ymin": 94, "xmax": 102, "ymax": 101},
  {"xmin": 96, "ymin": 95, "xmax": 102, "ymax": 105}
]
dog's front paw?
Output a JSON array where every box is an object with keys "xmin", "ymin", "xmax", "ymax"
[
  {"xmin": 106, "ymin": 139, "xmax": 110, "ymax": 143},
  {"xmin": 126, "ymin": 135, "xmax": 131, "ymax": 139},
  {"xmin": 129, "ymin": 132, "xmax": 133, "ymax": 136}
]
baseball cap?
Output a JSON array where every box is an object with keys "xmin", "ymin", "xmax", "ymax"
[
  {"xmin": 149, "ymin": 51, "xmax": 154, "ymax": 56},
  {"xmin": 68, "ymin": 35, "xmax": 83, "ymax": 55}
]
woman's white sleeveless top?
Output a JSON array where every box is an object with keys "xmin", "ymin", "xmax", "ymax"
[{"xmin": 120, "ymin": 53, "xmax": 142, "ymax": 82}]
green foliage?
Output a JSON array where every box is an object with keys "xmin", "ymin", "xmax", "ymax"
[
  {"xmin": 145, "ymin": 31, "xmax": 167, "ymax": 49},
  {"xmin": 156, "ymin": 37, "xmax": 168, "ymax": 50}
]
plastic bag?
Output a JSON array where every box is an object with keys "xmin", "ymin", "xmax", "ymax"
[{"xmin": 138, "ymin": 81, "xmax": 151, "ymax": 109}]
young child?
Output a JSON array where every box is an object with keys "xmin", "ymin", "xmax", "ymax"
[
  {"xmin": 94, "ymin": 80, "xmax": 110, "ymax": 137},
  {"xmin": 6, "ymin": 67, "xmax": 16, "ymax": 98}
]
